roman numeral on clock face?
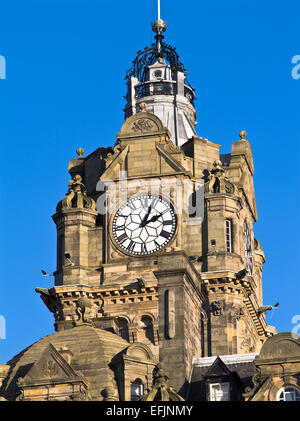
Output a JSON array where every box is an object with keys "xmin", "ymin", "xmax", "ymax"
[
  {"xmin": 160, "ymin": 230, "xmax": 170, "ymax": 239},
  {"xmin": 151, "ymin": 197, "xmax": 159, "ymax": 208},
  {"xmin": 141, "ymin": 243, "xmax": 147, "ymax": 254},
  {"xmin": 127, "ymin": 240, "xmax": 135, "ymax": 253},
  {"xmin": 163, "ymin": 220, "xmax": 173, "ymax": 226},
  {"xmin": 140, "ymin": 196, "xmax": 149, "ymax": 207},
  {"xmin": 127, "ymin": 201, "xmax": 136, "ymax": 211},
  {"xmin": 117, "ymin": 232, "xmax": 127, "ymax": 244}
]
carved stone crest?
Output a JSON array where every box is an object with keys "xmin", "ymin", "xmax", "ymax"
[
  {"xmin": 43, "ymin": 360, "xmax": 59, "ymax": 378},
  {"xmin": 130, "ymin": 118, "xmax": 154, "ymax": 133}
]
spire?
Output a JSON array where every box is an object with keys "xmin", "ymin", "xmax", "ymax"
[
  {"xmin": 125, "ymin": 4, "xmax": 186, "ymax": 82},
  {"xmin": 124, "ymin": 3, "xmax": 198, "ymax": 147},
  {"xmin": 151, "ymin": 0, "xmax": 167, "ymax": 52}
]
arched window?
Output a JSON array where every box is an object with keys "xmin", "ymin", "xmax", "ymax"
[
  {"xmin": 117, "ymin": 317, "xmax": 129, "ymax": 342},
  {"xmin": 225, "ymin": 219, "xmax": 233, "ymax": 252},
  {"xmin": 131, "ymin": 378, "xmax": 144, "ymax": 401},
  {"xmin": 141, "ymin": 316, "xmax": 154, "ymax": 344},
  {"xmin": 277, "ymin": 387, "xmax": 300, "ymax": 401},
  {"xmin": 243, "ymin": 221, "xmax": 253, "ymax": 276}
]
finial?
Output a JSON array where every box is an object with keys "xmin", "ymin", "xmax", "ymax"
[
  {"xmin": 138, "ymin": 361, "xmax": 185, "ymax": 401},
  {"xmin": 152, "ymin": 0, "xmax": 167, "ymax": 36},
  {"xmin": 58, "ymin": 174, "xmax": 96, "ymax": 211},
  {"xmin": 152, "ymin": 19, "xmax": 167, "ymax": 35},
  {"xmin": 239, "ymin": 130, "xmax": 247, "ymax": 140},
  {"xmin": 139, "ymin": 102, "xmax": 148, "ymax": 112},
  {"xmin": 76, "ymin": 147, "xmax": 85, "ymax": 157}
]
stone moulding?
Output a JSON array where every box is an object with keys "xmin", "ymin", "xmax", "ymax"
[
  {"xmin": 35, "ymin": 283, "xmax": 159, "ymax": 329},
  {"xmin": 201, "ymin": 272, "xmax": 276, "ymax": 340}
]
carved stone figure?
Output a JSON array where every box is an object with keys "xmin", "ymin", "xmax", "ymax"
[
  {"xmin": 58, "ymin": 174, "xmax": 96, "ymax": 211},
  {"xmin": 205, "ymin": 160, "xmax": 236, "ymax": 194},
  {"xmin": 101, "ymin": 386, "xmax": 117, "ymax": 401},
  {"xmin": 139, "ymin": 363, "xmax": 184, "ymax": 401},
  {"xmin": 75, "ymin": 296, "xmax": 93, "ymax": 323},
  {"xmin": 234, "ymin": 307, "xmax": 244, "ymax": 322},
  {"xmin": 211, "ymin": 300, "xmax": 225, "ymax": 316}
]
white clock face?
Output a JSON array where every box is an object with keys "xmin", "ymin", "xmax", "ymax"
[{"xmin": 112, "ymin": 195, "xmax": 177, "ymax": 255}]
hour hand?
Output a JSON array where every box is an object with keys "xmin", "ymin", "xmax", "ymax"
[
  {"xmin": 147, "ymin": 213, "xmax": 162, "ymax": 224},
  {"xmin": 146, "ymin": 209, "xmax": 169, "ymax": 225}
]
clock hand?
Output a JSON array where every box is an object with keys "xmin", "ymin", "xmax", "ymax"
[
  {"xmin": 146, "ymin": 213, "xmax": 162, "ymax": 224},
  {"xmin": 140, "ymin": 204, "xmax": 153, "ymax": 227},
  {"xmin": 143, "ymin": 209, "xmax": 168, "ymax": 225}
]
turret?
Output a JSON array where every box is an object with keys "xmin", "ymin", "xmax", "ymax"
[{"xmin": 124, "ymin": 17, "xmax": 197, "ymax": 146}]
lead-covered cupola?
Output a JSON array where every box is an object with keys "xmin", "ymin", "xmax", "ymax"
[{"xmin": 124, "ymin": 16, "xmax": 198, "ymax": 147}]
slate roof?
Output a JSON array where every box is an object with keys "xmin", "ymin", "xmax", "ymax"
[{"xmin": 188, "ymin": 353, "xmax": 258, "ymax": 401}]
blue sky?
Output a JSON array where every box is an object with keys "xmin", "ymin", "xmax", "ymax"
[{"xmin": 0, "ymin": 0, "xmax": 299, "ymax": 363}]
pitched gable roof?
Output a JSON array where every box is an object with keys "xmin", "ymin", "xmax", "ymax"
[
  {"xmin": 204, "ymin": 357, "xmax": 232, "ymax": 378},
  {"xmin": 18, "ymin": 343, "xmax": 82, "ymax": 384}
]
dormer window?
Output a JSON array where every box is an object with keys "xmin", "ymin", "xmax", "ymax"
[{"xmin": 209, "ymin": 382, "xmax": 230, "ymax": 401}]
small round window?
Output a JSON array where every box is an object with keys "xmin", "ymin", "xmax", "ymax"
[{"xmin": 277, "ymin": 387, "xmax": 300, "ymax": 401}]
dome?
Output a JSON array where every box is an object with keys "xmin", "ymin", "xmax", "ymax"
[{"xmin": 1, "ymin": 325, "xmax": 130, "ymax": 401}]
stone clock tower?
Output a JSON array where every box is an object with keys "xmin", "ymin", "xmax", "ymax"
[
  {"xmin": 37, "ymin": 17, "xmax": 275, "ymax": 393},
  {"xmin": 1, "ymin": 15, "xmax": 289, "ymax": 403}
]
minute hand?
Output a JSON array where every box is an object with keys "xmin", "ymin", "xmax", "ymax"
[{"xmin": 140, "ymin": 205, "xmax": 153, "ymax": 227}]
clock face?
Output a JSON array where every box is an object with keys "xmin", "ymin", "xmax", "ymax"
[
  {"xmin": 112, "ymin": 195, "xmax": 177, "ymax": 255},
  {"xmin": 243, "ymin": 221, "xmax": 253, "ymax": 276}
]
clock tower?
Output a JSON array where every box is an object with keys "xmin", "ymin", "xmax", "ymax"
[{"xmin": 35, "ymin": 15, "xmax": 276, "ymax": 397}]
